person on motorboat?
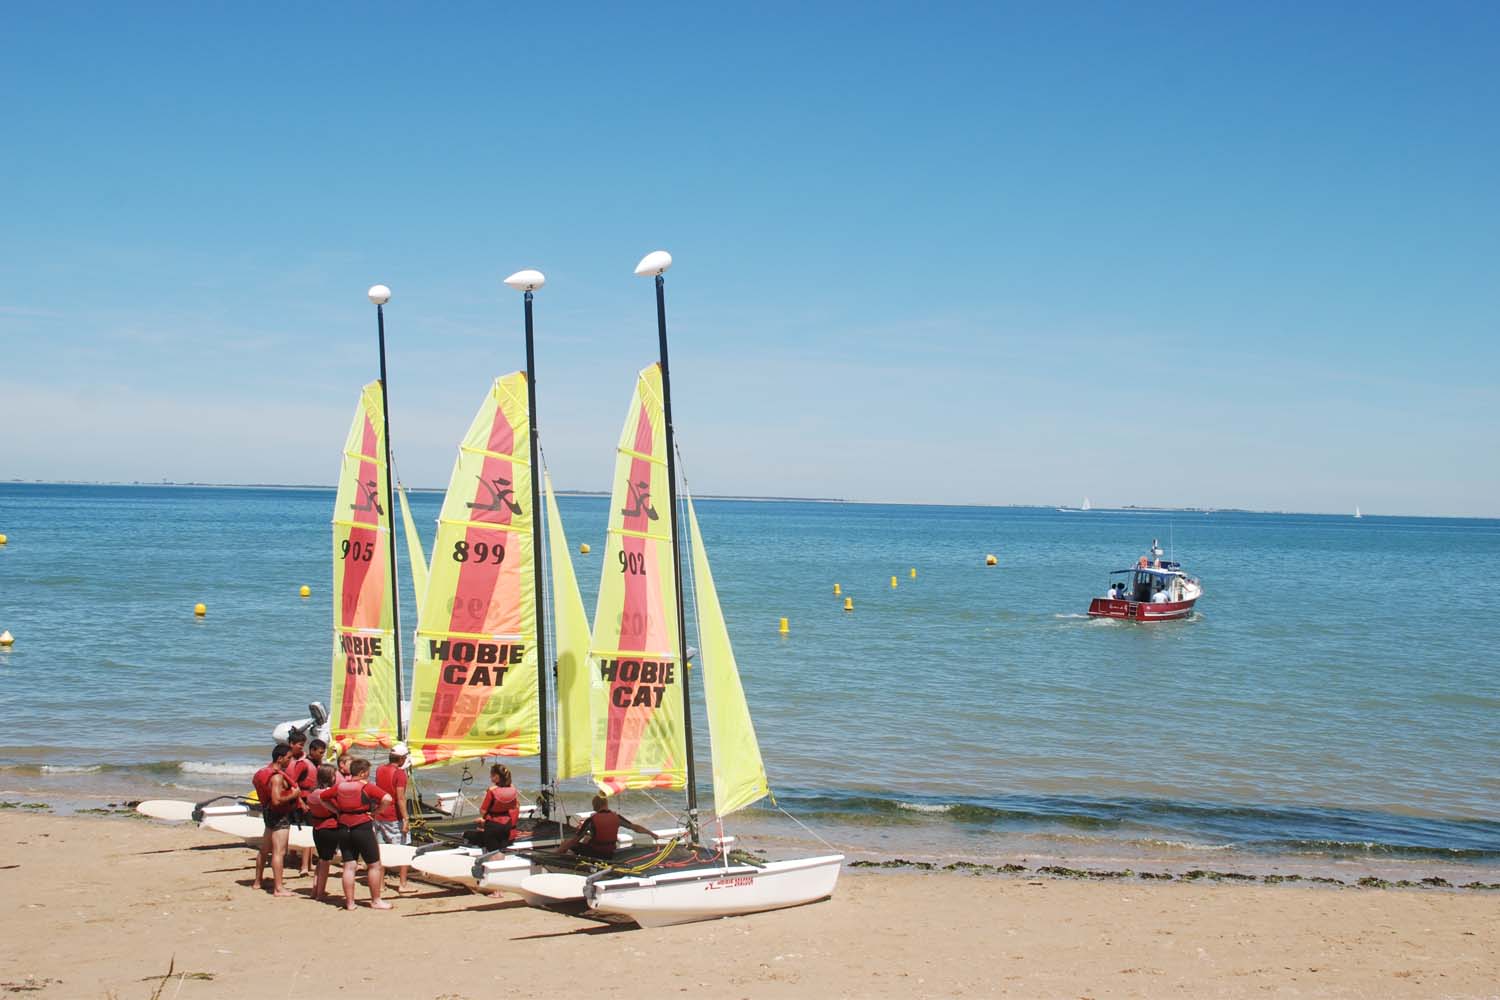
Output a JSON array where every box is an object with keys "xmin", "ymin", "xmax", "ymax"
[
  {"xmin": 561, "ymin": 793, "xmax": 658, "ymax": 860},
  {"xmin": 1151, "ymin": 583, "xmax": 1170, "ymax": 602}
]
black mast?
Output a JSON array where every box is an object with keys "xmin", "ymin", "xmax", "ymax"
[
  {"xmin": 647, "ymin": 262, "xmax": 700, "ymax": 841},
  {"xmin": 371, "ymin": 285, "xmax": 406, "ymax": 743},
  {"xmin": 519, "ymin": 281, "xmax": 552, "ymax": 814}
]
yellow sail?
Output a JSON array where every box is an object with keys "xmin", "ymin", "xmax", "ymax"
[
  {"xmin": 588, "ymin": 364, "xmax": 686, "ymax": 793},
  {"xmin": 407, "ymin": 373, "xmax": 539, "ymax": 767},
  {"xmin": 330, "ymin": 382, "xmax": 399, "ymax": 749},
  {"xmin": 397, "ymin": 478, "xmax": 428, "ymax": 609},
  {"xmin": 687, "ymin": 493, "xmax": 769, "ymax": 818},
  {"xmin": 545, "ymin": 472, "xmax": 592, "ymax": 780}
]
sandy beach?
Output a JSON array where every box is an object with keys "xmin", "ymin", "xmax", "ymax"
[{"xmin": 0, "ymin": 812, "xmax": 1494, "ymax": 999}]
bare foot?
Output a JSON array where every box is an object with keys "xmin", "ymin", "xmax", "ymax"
[
  {"xmin": 345, "ymin": 902, "xmax": 358, "ymax": 911},
  {"xmin": 251, "ymin": 881, "xmax": 262, "ymax": 890},
  {"xmin": 272, "ymin": 889, "xmax": 295, "ymax": 898},
  {"xmin": 370, "ymin": 900, "xmax": 393, "ymax": 910}
]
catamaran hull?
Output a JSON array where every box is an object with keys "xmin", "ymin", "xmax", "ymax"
[
  {"xmin": 586, "ymin": 854, "xmax": 844, "ymax": 928},
  {"xmin": 1087, "ymin": 597, "xmax": 1197, "ymax": 622}
]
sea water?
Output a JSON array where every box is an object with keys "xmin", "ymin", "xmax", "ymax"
[{"xmin": 1, "ymin": 484, "xmax": 1496, "ymax": 876}]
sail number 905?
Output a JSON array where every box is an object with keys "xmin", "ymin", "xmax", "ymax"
[
  {"xmin": 340, "ymin": 539, "xmax": 375, "ymax": 561},
  {"xmin": 453, "ymin": 540, "xmax": 505, "ymax": 564},
  {"xmin": 619, "ymin": 551, "xmax": 647, "ymax": 575}
]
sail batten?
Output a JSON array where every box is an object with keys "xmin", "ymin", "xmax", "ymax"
[
  {"xmin": 588, "ymin": 365, "xmax": 687, "ymax": 793},
  {"xmin": 330, "ymin": 382, "xmax": 400, "ymax": 749},
  {"xmin": 406, "ymin": 374, "xmax": 540, "ymax": 767}
]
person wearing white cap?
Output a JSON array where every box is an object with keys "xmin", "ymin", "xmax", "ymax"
[{"xmin": 372, "ymin": 742, "xmax": 411, "ymax": 894}]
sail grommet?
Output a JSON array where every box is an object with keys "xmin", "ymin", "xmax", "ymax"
[
  {"xmin": 843, "ymin": 597, "xmax": 854, "ymax": 612},
  {"xmin": 193, "ymin": 603, "xmax": 207, "ymax": 617},
  {"xmin": 299, "ymin": 585, "xmax": 311, "ymax": 598},
  {"xmin": 985, "ymin": 554, "xmax": 998, "ymax": 566}
]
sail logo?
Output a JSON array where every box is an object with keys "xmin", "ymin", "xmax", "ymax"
[
  {"xmin": 340, "ymin": 633, "xmax": 383, "ymax": 676},
  {"xmin": 351, "ymin": 479, "xmax": 384, "ymax": 515},
  {"xmin": 468, "ymin": 475, "xmax": 522, "ymax": 516},
  {"xmin": 620, "ymin": 479, "xmax": 659, "ymax": 521},
  {"xmin": 429, "ymin": 638, "xmax": 523, "ymax": 688},
  {"xmin": 597, "ymin": 657, "xmax": 675, "ymax": 708}
]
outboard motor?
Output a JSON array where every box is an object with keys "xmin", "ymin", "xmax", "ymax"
[{"xmin": 271, "ymin": 701, "xmax": 333, "ymax": 747}]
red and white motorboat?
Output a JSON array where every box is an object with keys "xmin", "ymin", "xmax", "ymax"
[{"xmin": 1087, "ymin": 539, "xmax": 1202, "ymax": 622}]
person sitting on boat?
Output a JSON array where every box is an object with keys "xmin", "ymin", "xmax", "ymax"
[
  {"xmin": 466, "ymin": 763, "xmax": 522, "ymax": 852},
  {"xmin": 318, "ymin": 757, "xmax": 394, "ymax": 911},
  {"xmin": 1150, "ymin": 583, "xmax": 1170, "ymax": 602},
  {"xmin": 251, "ymin": 743, "xmax": 300, "ymax": 897},
  {"xmin": 372, "ymin": 742, "xmax": 411, "ymax": 895},
  {"xmin": 561, "ymin": 794, "xmax": 658, "ymax": 860},
  {"xmin": 305, "ymin": 763, "xmax": 341, "ymax": 902},
  {"xmin": 1106, "ymin": 582, "xmax": 1124, "ymax": 601}
]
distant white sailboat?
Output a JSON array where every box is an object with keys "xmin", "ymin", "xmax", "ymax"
[
  {"xmin": 1354, "ymin": 506, "xmax": 1363, "ymax": 519},
  {"xmin": 1057, "ymin": 496, "xmax": 1092, "ymax": 513}
]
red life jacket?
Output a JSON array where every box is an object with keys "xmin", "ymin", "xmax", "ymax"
[
  {"xmin": 287, "ymin": 757, "xmax": 315, "ymax": 792},
  {"xmin": 484, "ymin": 786, "xmax": 519, "ymax": 824},
  {"xmin": 251, "ymin": 765, "xmax": 275, "ymax": 804},
  {"xmin": 373, "ymin": 763, "xmax": 405, "ymax": 821},
  {"xmin": 585, "ymin": 810, "xmax": 621, "ymax": 855},
  {"xmin": 327, "ymin": 778, "xmax": 379, "ymax": 827},
  {"xmin": 305, "ymin": 790, "xmax": 338, "ymax": 831}
]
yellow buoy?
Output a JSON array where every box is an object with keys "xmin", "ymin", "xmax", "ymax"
[
  {"xmin": 299, "ymin": 585, "xmax": 311, "ymax": 598},
  {"xmin": 580, "ymin": 543, "xmax": 591, "ymax": 554},
  {"xmin": 910, "ymin": 567, "xmax": 917, "ymax": 579},
  {"xmin": 890, "ymin": 575, "xmax": 898, "ymax": 588},
  {"xmin": 0, "ymin": 630, "xmax": 13, "ymax": 646},
  {"xmin": 833, "ymin": 583, "xmax": 841, "ymax": 595},
  {"xmin": 985, "ymin": 554, "xmax": 998, "ymax": 566},
  {"xmin": 0, "ymin": 533, "xmax": 8, "ymax": 545},
  {"xmin": 194, "ymin": 603, "xmax": 207, "ymax": 617},
  {"xmin": 778, "ymin": 617, "xmax": 789, "ymax": 635},
  {"xmin": 843, "ymin": 597, "xmax": 854, "ymax": 612}
]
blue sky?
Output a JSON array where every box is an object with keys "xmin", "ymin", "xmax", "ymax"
[{"xmin": 2, "ymin": 2, "xmax": 1496, "ymax": 515}]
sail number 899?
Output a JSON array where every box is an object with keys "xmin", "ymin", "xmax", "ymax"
[
  {"xmin": 619, "ymin": 551, "xmax": 646, "ymax": 575},
  {"xmin": 453, "ymin": 540, "xmax": 505, "ymax": 564}
]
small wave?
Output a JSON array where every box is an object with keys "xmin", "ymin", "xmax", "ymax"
[
  {"xmin": 39, "ymin": 765, "xmax": 102, "ymax": 774},
  {"xmin": 1141, "ymin": 838, "xmax": 1239, "ymax": 852},
  {"xmin": 897, "ymin": 802, "xmax": 955, "ymax": 814},
  {"xmin": 179, "ymin": 761, "xmax": 258, "ymax": 776}
]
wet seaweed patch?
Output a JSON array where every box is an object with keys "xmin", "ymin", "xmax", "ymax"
[
  {"xmin": 0, "ymin": 801, "xmax": 50, "ymax": 811},
  {"xmin": 1182, "ymin": 869, "xmax": 1257, "ymax": 882},
  {"xmin": 1460, "ymin": 881, "xmax": 1500, "ymax": 890}
]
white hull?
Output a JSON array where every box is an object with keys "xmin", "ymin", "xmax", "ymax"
[{"xmin": 586, "ymin": 854, "xmax": 843, "ymax": 928}]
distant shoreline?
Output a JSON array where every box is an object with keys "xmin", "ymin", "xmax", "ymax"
[{"xmin": 3, "ymin": 480, "xmax": 1493, "ymax": 520}]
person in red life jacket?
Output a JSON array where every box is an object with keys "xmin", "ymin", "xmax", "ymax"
[
  {"xmin": 304, "ymin": 763, "xmax": 341, "ymax": 902},
  {"xmin": 295, "ymin": 738, "xmax": 329, "ymax": 877},
  {"xmin": 469, "ymin": 764, "xmax": 522, "ymax": 852},
  {"xmin": 561, "ymin": 794, "xmax": 657, "ymax": 860},
  {"xmin": 251, "ymin": 743, "xmax": 300, "ymax": 897},
  {"xmin": 335, "ymin": 753, "xmax": 353, "ymax": 780},
  {"xmin": 318, "ymin": 757, "xmax": 394, "ymax": 911},
  {"xmin": 282, "ymin": 730, "xmax": 314, "ymax": 877},
  {"xmin": 371, "ymin": 742, "xmax": 411, "ymax": 894}
]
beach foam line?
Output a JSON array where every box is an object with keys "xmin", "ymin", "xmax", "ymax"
[
  {"xmin": 39, "ymin": 765, "xmax": 102, "ymax": 774},
  {"xmin": 178, "ymin": 761, "xmax": 258, "ymax": 777}
]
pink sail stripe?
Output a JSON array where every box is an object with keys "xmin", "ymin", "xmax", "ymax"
[
  {"xmin": 602, "ymin": 401, "xmax": 675, "ymax": 786},
  {"xmin": 421, "ymin": 403, "xmax": 520, "ymax": 754},
  {"xmin": 338, "ymin": 416, "xmax": 385, "ymax": 732}
]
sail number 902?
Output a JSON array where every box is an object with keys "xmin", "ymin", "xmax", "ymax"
[
  {"xmin": 619, "ymin": 551, "xmax": 646, "ymax": 575},
  {"xmin": 453, "ymin": 540, "xmax": 505, "ymax": 564}
]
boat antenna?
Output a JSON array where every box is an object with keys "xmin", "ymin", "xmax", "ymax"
[
  {"xmin": 635, "ymin": 249, "xmax": 701, "ymax": 844},
  {"xmin": 368, "ymin": 284, "xmax": 406, "ymax": 744},
  {"xmin": 503, "ymin": 268, "xmax": 554, "ymax": 819}
]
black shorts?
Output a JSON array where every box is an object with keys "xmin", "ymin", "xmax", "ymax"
[
  {"xmin": 338, "ymin": 822, "xmax": 380, "ymax": 865},
  {"xmin": 263, "ymin": 811, "xmax": 292, "ymax": 832},
  {"xmin": 312, "ymin": 826, "xmax": 342, "ymax": 862}
]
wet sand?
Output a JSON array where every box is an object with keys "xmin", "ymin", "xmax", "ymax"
[{"xmin": 0, "ymin": 811, "xmax": 1495, "ymax": 998}]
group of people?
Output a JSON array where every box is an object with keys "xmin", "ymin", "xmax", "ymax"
[
  {"xmin": 1106, "ymin": 579, "xmax": 1174, "ymax": 603},
  {"xmin": 250, "ymin": 731, "xmax": 411, "ymax": 910},
  {"xmin": 248, "ymin": 733, "xmax": 662, "ymax": 910}
]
